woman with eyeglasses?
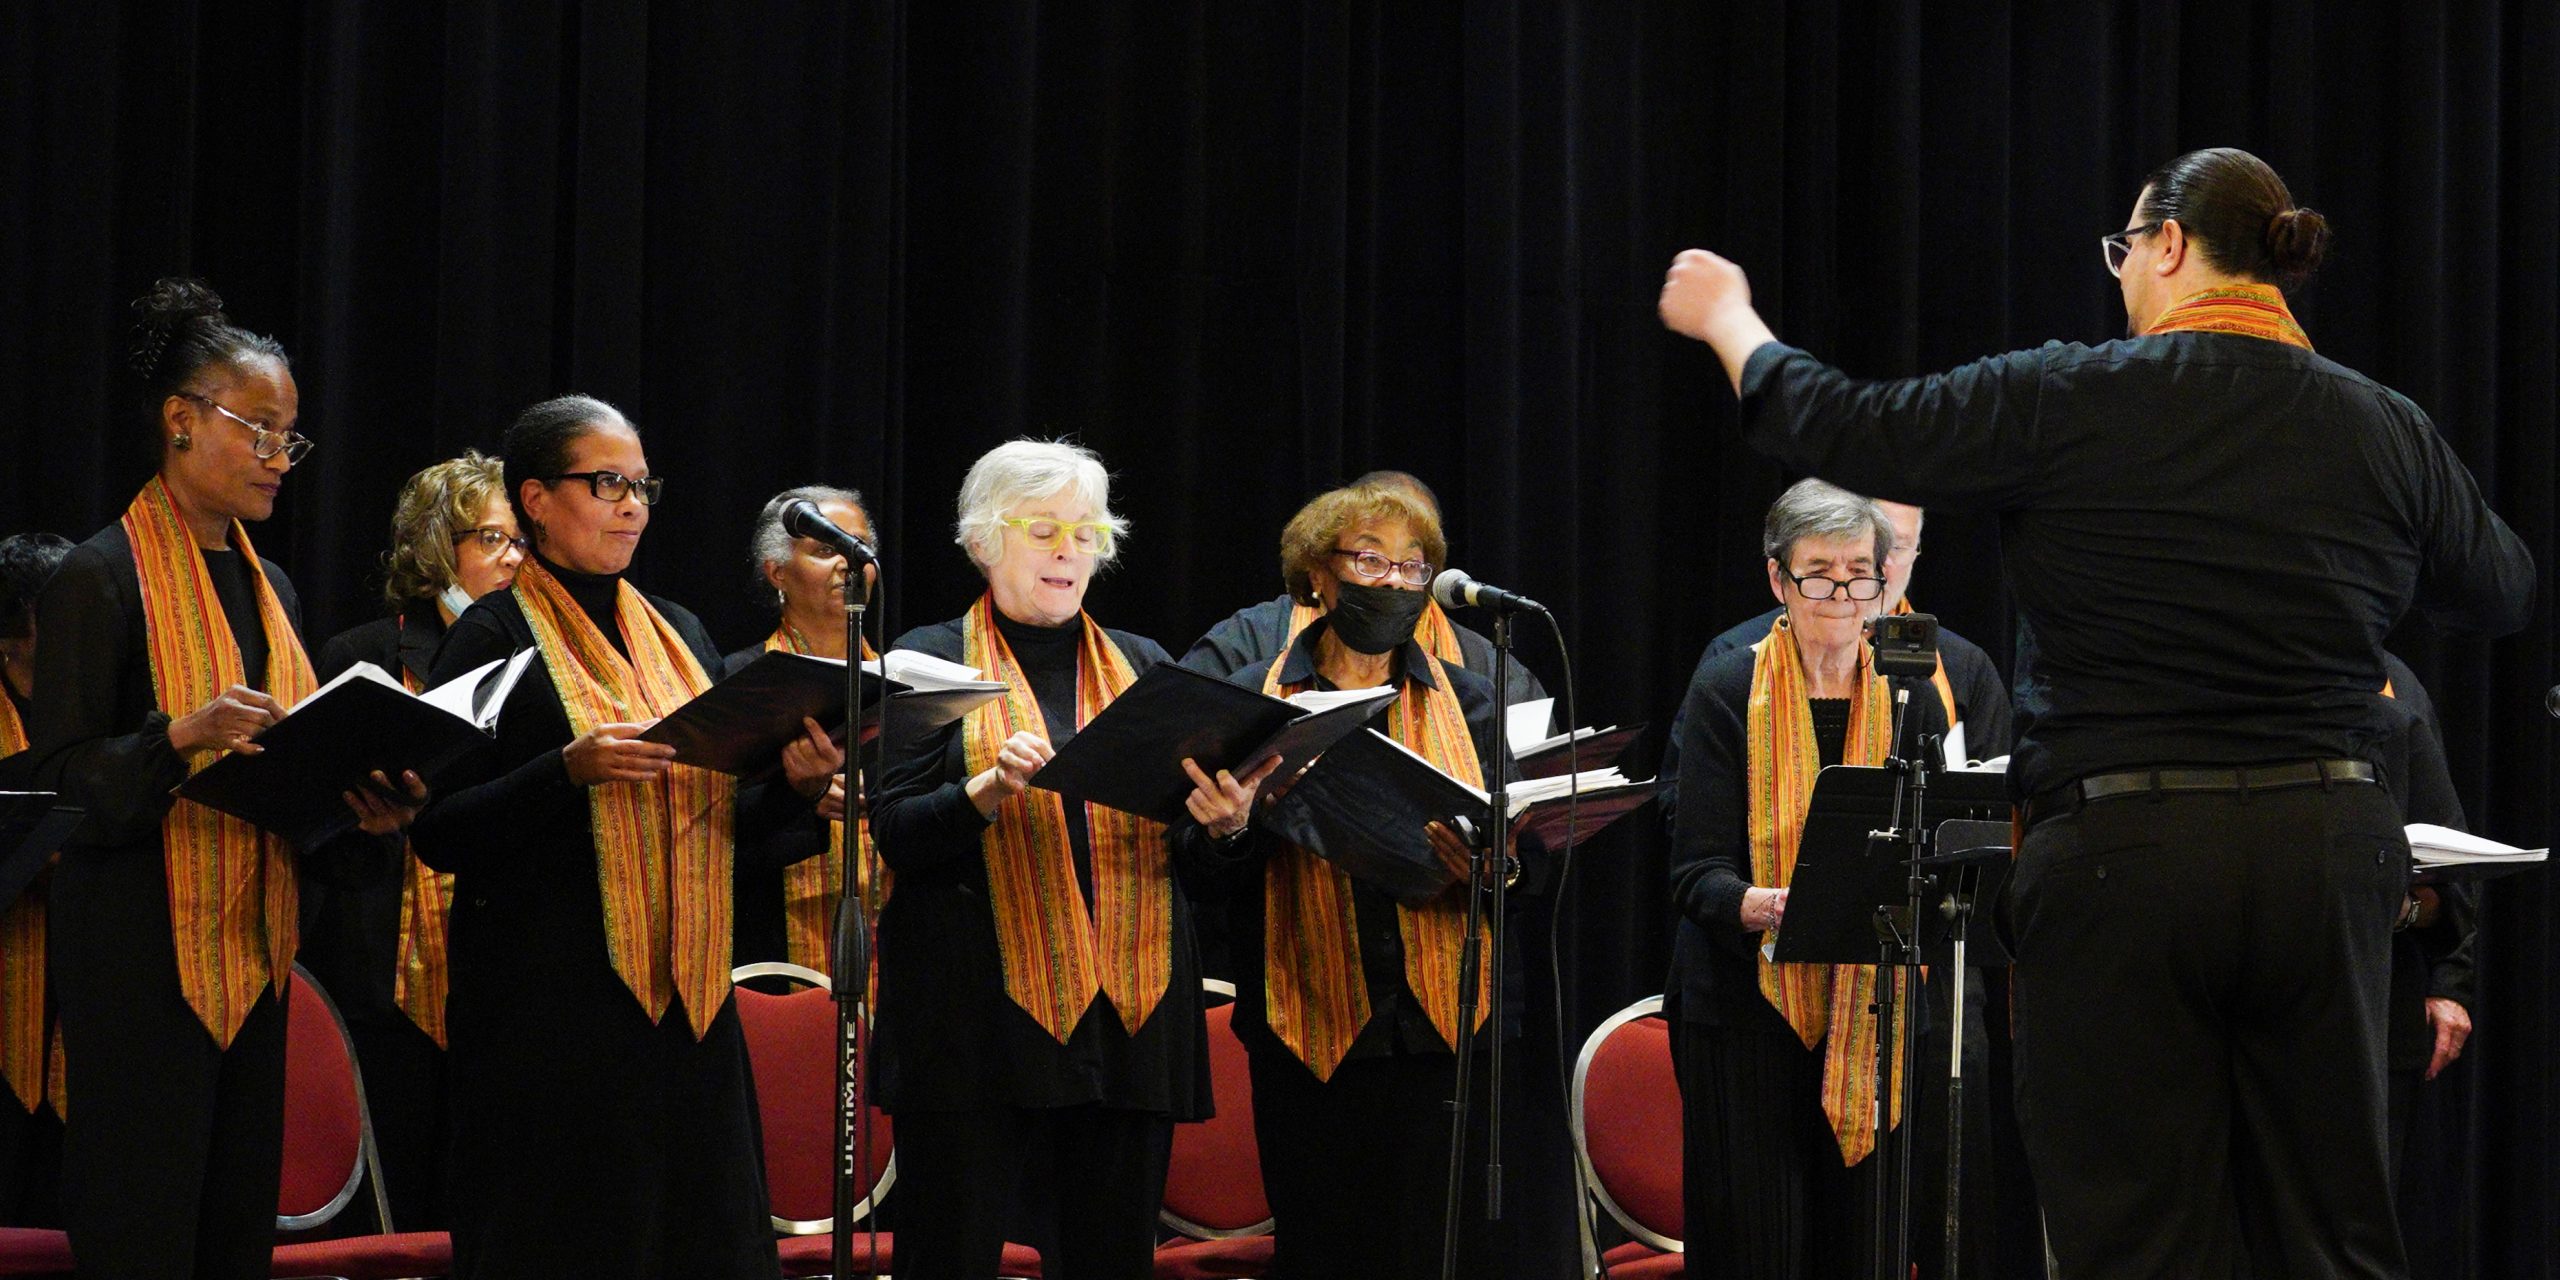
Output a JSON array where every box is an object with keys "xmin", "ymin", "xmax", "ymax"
[
  {"xmin": 25, "ymin": 278, "xmax": 421, "ymax": 1278},
  {"xmin": 1663, "ymin": 479, "xmax": 1959, "ymax": 1279},
  {"xmin": 1200, "ymin": 478, "xmax": 1565, "ymax": 1279},
  {"xmin": 727, "ymin": 485, "xmax": 879, "ymax": 974},
  {"xmin": 297, "ymin": 451, "xmax": 524, "ymax": 1233},
  {"xmin": 870, "ymin": 439, "xmax": 1266, "ymax": 1280},
  {"xmin": 408, "ymin": 396, "xmax": 819, "ymax": 1279}
]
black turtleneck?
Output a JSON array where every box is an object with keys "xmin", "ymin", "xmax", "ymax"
[
  {"xmin": 869, "ymin": 603, "xmax": 1213, "ymax": 1117},
  {"xmin": 539, "ymin": 555, "xmax": 631, "ymax": 661}
]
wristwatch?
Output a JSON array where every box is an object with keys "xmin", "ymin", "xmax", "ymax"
[{"xmin": 2393, "ymin": 893, "xmax": 2424, "ymax": 932}]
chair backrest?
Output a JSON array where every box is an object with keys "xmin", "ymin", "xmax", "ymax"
[
  {"xmin": 731, "ymin": 961, "xmax": 895, "ymax": 1235},
  {"xmin": 1159, "ymin": 979, "xmax": 1273, "ymax": 1239},
  {"xmin": 1572, "ymin": 994, "xmax": 1682, "ymax": 1252},
  {"xmin": 277, "ymin": 964, "xmax": 392, "ymax": 1232}
]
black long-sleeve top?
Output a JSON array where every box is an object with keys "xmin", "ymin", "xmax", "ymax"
[
  {"xmin": 1663, "ymin": 644, "xmax": 1952, "ymax": 1030},
  {"xmin": 301, "ymin": 609, "xmax": 450, "ymax": 1028},
  {"xmin": 719, "ymin": 643, "xmax": 832, "ymax": 968},
  {"xmin": 1734, "ymin": 337, "xmax": 2536, "ymax": 798},
  {"xmin": 1180, "ymin": 592, "xmax": 1554, "ymax": 714},
  {"xmin": 2369, "ymin": 657, "xmax": 2478, "ymax": 1074},
  {"xmin": 405, "ymin": 560, "xmax": 813, "ymax": 1010},
  {"xmin": 868, "ymin": 608, "xmax": 1212, "ymax": 1118},
  {"xmin": 1658, "ymin": 604, "xmax": 2010, "ymax": 834},
  {"xmin": 1215, "ymin": 618, "xmax": 1543, "ymax": 1064},
  {"xmin": 25, "ymin": 524, "xmax": 398, "ymax": 995}
]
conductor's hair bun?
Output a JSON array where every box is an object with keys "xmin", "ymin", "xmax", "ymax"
[{"xmin": 2264, "ymin": 207, "xmax": 2332, "ymax": 278}]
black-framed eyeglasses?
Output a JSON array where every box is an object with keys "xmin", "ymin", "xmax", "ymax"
[
  {"xmin": 1782, "ymin": 570, "xmax": 1885, "ymax": 601},
  {"xmin": 2102, "ymin": 221, "xmax": 2164, "ymax": 278},
  {"xmin": 452, "ymin": 526, "xmax": 531, "ymax": 556},
  {"xmin": 1331, "ymin": 547, "xmax": 1434, "ymax": 588},
  {"xmin": 548, "ymin": 470, "xmax": 664, "ymax": 505},
  {"xmin": 179, "ymin": 393, "xmax": 315, "ymax": 464}
]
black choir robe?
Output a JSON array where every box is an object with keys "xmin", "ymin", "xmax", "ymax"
[
  {"xmin": 408, "ymin": 561, "xmax": 789, "ymax": 1280},
  {"xmin": 305, "ymin": 608, "xmax": 453, "ymax": 1233},
  {"xmin": 25, "ymin": 523, "xmax": 396, "ymax": 1280}
]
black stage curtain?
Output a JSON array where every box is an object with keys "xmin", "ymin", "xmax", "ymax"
[{"xmin": 6, "ymin": 3, "xmax": 2553, "ymax": 1274}]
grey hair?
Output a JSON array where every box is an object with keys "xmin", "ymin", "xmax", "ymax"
[
  {"xmin": 953, "ymin": 439, "xmax": 1127, "ymax": 571},
  {"xmin": 1762, "ymin": 478, "xmax": 1891, "ymax": 569},
  {"xmin": 751, "ymin": 484, "xmax": 872, "ymax": 609}
]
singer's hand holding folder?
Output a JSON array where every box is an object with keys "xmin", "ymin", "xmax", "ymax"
[
  {"xmin": 174, "ymin": 648, "xmax": 540, "ymax": 849},
  {"xmin": 640, "ymin": 649, "xmax": 1007, "ymax": 775},
  {"xmin": 1029, "ymin": 663, "xmax": 1396, "ymax": 825}
]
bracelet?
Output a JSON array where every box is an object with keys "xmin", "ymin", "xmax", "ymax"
[{"xmin": 2393, "ymin": 893, "xmax": 2423, "ymax": 932}]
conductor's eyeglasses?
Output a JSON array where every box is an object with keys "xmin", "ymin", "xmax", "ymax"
[
  {"xmin": 549, "ymin": 470, "xmax": 664, "ymax": 506},
  {"xmin": 1783, "ymin": 570, "xmax": 1885, "ymax": 601},
  {"xmin": 2102, "ymin": 221, "xmax": 2163, "ymax": 278}
]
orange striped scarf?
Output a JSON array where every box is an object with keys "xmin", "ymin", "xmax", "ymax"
[
  {"xmin": 380, "ymin": 638, "xmax": 458, "ymax": 1048},
  {"xmin": 0, "ymin": 689, "xmax": 49, "ymax": 1113},
  {"xmin": 960, "ymin": 595, "xmax": 1173, "ymax": 1042},
  {"xmin": 1258, "ymin": 643, "xmax": 1489, "ymax": 1081},
  {"xmin": 515, "ymin": 559, "xmax": 736, "ymax": 1038},
  {"xmin": 1747, "ymin": 615, "xmax": 1906, "ymax": 1165},
  {"xmin": 763, "ymin": 624, "xmax": 889, "ymax": 975},
  {"xmin": 2144, "ymin": 283, "xmax": 2314, "ymax": 349},
  {"xmin": 1284, "ymin": 598, "xmax": 1468, "ymax": 670},
  {"xmin": 124, "ymin": 475, "xmax": 316, "ymax": 1048}
]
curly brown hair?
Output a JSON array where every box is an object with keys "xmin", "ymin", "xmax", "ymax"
[
  {"xmin": 381, "ymin": 452, "xmax": 508, "ymax": 608},
  {"xmin": 1277, "ymin": 482, "xmax": 1447, "ymax": 604}
]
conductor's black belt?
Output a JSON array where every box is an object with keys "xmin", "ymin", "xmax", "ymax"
[{"xmin": 2029, "ymin": 758, "xmax": 2377, "ymax": 825}]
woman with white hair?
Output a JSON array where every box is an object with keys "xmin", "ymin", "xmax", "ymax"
[{"xmin": 872, "ymin": 439, "xmax": 1273, "ymax": 1280}]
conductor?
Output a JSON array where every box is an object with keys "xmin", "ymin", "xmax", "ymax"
[{"xmin": 1657, "ymin": 147, "xmax": 2535, "ymax": 1279}]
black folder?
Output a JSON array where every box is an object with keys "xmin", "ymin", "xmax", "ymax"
[
  {"xmin": 1030, "ymin": 664, "xmax": 1396, "ymax": 826},
  {"xmin": 640, "ymin": 650, "xmax": 1005, "ymax": 776},
  {"xmin": 0, "ymin": 793, "xmax": 84, "ymax": 915},
  {"xmin": 1514, "ymin": 723, "xmax": 1647, "ymax": 780},
  {"xmin": 174, "ymin": 651, "xmax": 537, "ymax": 850},
  {"xmin": 1254, "ymin": 727, "xmax": 1492, "ymax": 905},
  {"xmin": 1511, "ymin": 779, "xmax": 1657, "ymax": 855}
]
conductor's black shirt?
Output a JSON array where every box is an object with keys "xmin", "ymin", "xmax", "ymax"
[{"xmin": 1736, "ymin": 334, "xmax": 2536, "ymax": 797}]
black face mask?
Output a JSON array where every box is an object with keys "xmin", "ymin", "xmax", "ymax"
[{"xmin": 1328, "ymin": 581, "xmax": 1430, "ymax": 655}]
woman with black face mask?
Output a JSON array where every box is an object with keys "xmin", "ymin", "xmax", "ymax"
[{"xmin": 1210, "ymin": 481, "xmax": 1566, "ymax": 1280}]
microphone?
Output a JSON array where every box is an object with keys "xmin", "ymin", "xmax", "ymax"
[
  {"xmin": 1430, "ymin": 567, "xmax": 1547, "ymax": 614},
  {"xmin": 2546, "ymin": 684, "xmax": 2560, "ymax": 720},
  {"xmin": 781, "ymin": 499, "xmax": 878, "ymax": 567}
]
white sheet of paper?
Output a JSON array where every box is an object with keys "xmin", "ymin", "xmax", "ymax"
[
  {"xmin": 1942, "ymin": 721, "xmax": 1969, "ymax": 770},
  {"xmin": 1505, "ymin": 698, "xmax": 1558, "ymax": 754}
]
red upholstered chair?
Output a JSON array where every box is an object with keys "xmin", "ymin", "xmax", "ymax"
[
  {"xmin": 269, "ymin": 964, "xmax": 455, "ymax": 1279},
  {"xmin": 1574, "ymin": 995, "xmax": 1683, "ymax": 1275},
  {"xmin": 735, "ymin": 963, "xmax": 1052, "ymax": 1277},
  {"xmin": 1152, "ymin": 980, "xmax": 1274, "ymax": 1280},
  {"xmin": 0, "ymin": 1228, "xmax": 73, "ymax": 1278}
]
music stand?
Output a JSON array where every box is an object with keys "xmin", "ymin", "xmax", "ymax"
[
  {"xmin": 0, "ymin": 793, "xmax": 83, "ymax": 914},
  {"xmin": 1773, "ymin": 764, "xmax": 2009, "ymax": 1279}
]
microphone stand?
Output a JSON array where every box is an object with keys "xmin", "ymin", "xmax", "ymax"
[
  {"xmin": 830, "ymin": 583, "xmax": 879, "ymax": 1280},
  {"xmin": 1438, "ymin": 611, "xmax": 1514, "ymax": 1280}
]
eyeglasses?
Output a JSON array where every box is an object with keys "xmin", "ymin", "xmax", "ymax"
[
  {"xmin": 1782, "ymin": 570, "xmax": 1885, "ymax": 601},
  {"xmin": 180, "ymin": 394, "xmax": 315, "ymax": 464},
  {"xmin": 548, "ymin": 470, "xmax": 664, "ymax": 505},
  {"xmin": 1331, "ymin": 547, "xmax": 1434, "ymax": 588},
  {"xmin": 452, "ymin": 526, "xmax": 531, "ymax": 556},
  {"xmin": 1000, "ymin": 517, "xmax": 1115, "ymax": 556},
  {"xmin": 2101, "ymin": 221, "xmax": 2164, "ymax": 278}
]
